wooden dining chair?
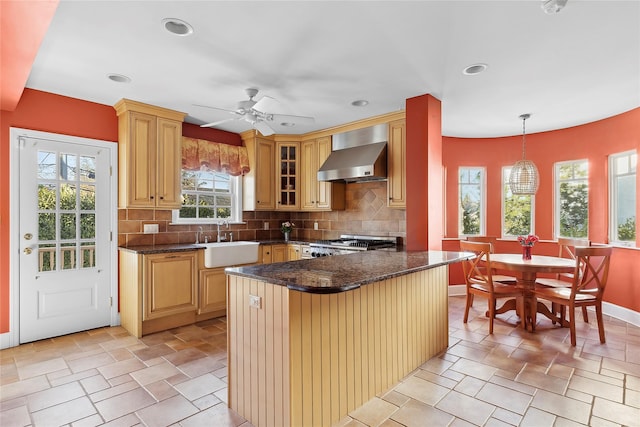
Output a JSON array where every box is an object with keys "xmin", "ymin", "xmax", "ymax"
[
  {"xmin": 533, "ymin": 246, "xmax": 612, "ymax": 346},
  {"xmin": 460, "ymin": 240, "xmax": 525, "ymax": 334},
  {"xmin": 536, "ymin": 237, "xmax": 591, "ymax": 321},
  {"xmin": 465, "ymin": 236, "xmax": 517, "ymax": 283}
]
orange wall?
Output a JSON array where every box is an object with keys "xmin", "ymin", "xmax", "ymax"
[{"xmin": 443, "ymin": 108, "xmax": 640, "ymax": 313}]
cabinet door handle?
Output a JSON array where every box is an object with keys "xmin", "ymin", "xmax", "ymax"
[
  {"xmin": 165, "ymin": 255, "xmax": 179, "ymax": 259},
  {"xmin": 159, "ymin": 196, "xmax": 164, "ymax": 200},
  {"xmin": 150, "ymin": 196, "xmax": 154, "ymax": 200}
]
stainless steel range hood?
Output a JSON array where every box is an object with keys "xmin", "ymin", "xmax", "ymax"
[{"xmin": 317, "ymin": 123, "xmax": 388, "ymax": 182}]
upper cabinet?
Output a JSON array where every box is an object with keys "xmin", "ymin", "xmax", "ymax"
[
  {"xmin": 276, "ymin": 141, "xmax": 300, "ymax": 210},
  {"xmin": 387, "ymin": 119, "xmax": 406, "ymax": 208},
  {"xmin": 242, "ymin": 132, "xmax": 276, "ymax": 210},
  {"xmin": 114, "ymin": 99, "xmax": 186, "ymax": 209},
  {"xmin": 300, "ymin": 137, "xmax": 345, "ymax": 211}
]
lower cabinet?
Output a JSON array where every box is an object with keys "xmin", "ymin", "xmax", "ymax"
[
  {"xmin": 199, "ymin": 267, "xmax": 227, "ymax": 316},
  {"xmin": 143, "ymin": 252, "xmax": 197, "ymax": 320},
  {"xmin": 261, "ymin": 244, "xmax": 288, "ymax": 263}
]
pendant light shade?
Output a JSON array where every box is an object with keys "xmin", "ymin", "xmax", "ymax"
[{"xmin": 508, "ymin": 114, "xmax": 539, "ymax": 195}]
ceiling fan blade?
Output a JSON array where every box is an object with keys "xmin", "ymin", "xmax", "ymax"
[
  {"xmin": 200, "ymin": 117, "xmax": 240, "ymax": 128},
  {"xmin": 193, "ymin": 104, "xmax": 239, "ymax": 115},
  {"xmin": 268, "ymin": 113, "xmax": 315, "ymax": 125},
  {"xmin": 253, "ymin": 120, "xmax": 275, "ymax": 136},
  {"xmin": 251, "ymin": 96, "xmax": 279, "ymax": 113}
]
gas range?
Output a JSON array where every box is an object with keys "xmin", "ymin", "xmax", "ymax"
[{"xmin": 308, "ymin": 235, "xmax": 400, "ymax": 257}]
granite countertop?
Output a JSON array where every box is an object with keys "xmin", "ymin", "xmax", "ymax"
[
  {"xmin": 225, "ymin": 250, "xmax": 470, "ymax": 294},
  {"xmin": 118, "ymin": 239, "xmax": 313, "ymax": 254}
]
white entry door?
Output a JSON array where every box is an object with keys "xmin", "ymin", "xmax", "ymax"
[{"xmin": 18, "ymin": 131, "xmax": 115, "ymax": 343}]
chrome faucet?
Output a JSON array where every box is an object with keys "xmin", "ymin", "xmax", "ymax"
[
  {"xmin": 195, "ymin": 226, "xmax": 203, "ymax": 244},
  {"xmin": 216, "ymin": 219, "xmax": 229, "ymax": 242}
]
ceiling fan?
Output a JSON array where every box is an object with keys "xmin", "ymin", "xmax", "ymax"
[{"xmin": 197, "ymin": 88, "xmax": 315, "ymax": 136}]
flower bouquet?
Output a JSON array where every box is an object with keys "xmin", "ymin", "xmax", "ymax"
[
  {"xmin": 517, "ymin": 234, "xmax": 539, "ymax": 260},
  {"xmin": 281, "ymin": 221, "xmax": 295, "ymax": 241}
]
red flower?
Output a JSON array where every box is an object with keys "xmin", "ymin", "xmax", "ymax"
[{"xmin": 517, "ymin": 234, "xmax": 539, "ymax": 246}]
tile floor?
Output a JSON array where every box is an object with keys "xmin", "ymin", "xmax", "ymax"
[{"xmin": 1, "ymin": 296, "xmax": 639, "ymax": 427}]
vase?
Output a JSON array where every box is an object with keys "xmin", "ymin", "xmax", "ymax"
[
  {"xmin": 522, "ymin": 245, "xmax": 532, "ymax": 260},
  {"xmin": 283, "ymin": 231, "xmax": 290, "ymax": 242}
]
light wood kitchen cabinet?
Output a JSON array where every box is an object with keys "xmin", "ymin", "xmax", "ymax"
[
  {"xmin": 261, "ymin": 244, "xmax": 288, "ymax": 263},
  {"xmin": 288, "ymin": 244, "xmax": 301, "ymax": 260},
  {"xmin": 242, "ymin": 132, "xmax": 276, "ymax": 210},
  {"xmin": 199, "ymin": 267, "xmax": 227, "ymax": 316},
  {"xmin": 119, "ymin": 249, "xmax": 197, "ymax": 337},
  {"xmin": 276, "ymin": 141, "xmax": 300, "ymax": 210},
  {"xmin": 114, "ymin": 99, "xmax": 186, "ymax": 209},
  {"xmin": 300, "ymin": 137, "xmax": 345, "ymax": 211},
  {"xmin": 387, "ymin": 119, "xmax": 406, "ymax": 208}
]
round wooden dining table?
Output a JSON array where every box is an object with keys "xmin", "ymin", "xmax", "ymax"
[{"xmin": 489, "ymin": 254, "xmax": 576, "ymax": 331}]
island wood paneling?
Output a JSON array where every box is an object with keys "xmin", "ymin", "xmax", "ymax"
[{"xmin": 227, "ymin": 265, "xmax": 449, "ymax": 427}]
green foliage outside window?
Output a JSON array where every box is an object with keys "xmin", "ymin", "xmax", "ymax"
[
  {"xmin": 559, "ymin": 182, "xmax": 588, "ymax": 238},
  {"xmin": 461, "ymin": 194, "xmax": 480, "ymax": 234},
  {"xmin": 618, "ymin": 217, "xmax": 636, "ymax": 241},
  {"xmin": 504, "ymin": 194, "xmax": 532, "ymax": 236}
]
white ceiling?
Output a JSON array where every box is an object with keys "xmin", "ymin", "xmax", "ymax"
[{"xmin": 26, "ymin": 0, "xmax": 640, "ymax": 138}]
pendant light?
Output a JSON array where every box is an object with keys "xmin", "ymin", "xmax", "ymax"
[{"xmin": 508, "ymin": 113, "xmax": 539, "ymax": 195}]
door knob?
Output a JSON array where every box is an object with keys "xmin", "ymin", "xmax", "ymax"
[
  {"xmin": 23, "ymin": 248, "xmax": 33, "ymax": 255},
  {"xmin": 24, "ymin": 233, "xmax": 33, "ymax": 240}
]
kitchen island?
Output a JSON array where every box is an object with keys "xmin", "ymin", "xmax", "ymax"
[{"xmin": 225, "ymin": 250, "xmax": 468, "ymax": 427}]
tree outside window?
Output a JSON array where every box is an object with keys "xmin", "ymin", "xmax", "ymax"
[
  {"xmin": 556, "ymin": 160, "xmax": 588, "ymax": 238},
  {"xmin": 609, "ymin": 150, "xmax": 637, "ymax": 245},
  {"xmin": 458, "ymin": 167, "xmax": 485, "ymax": 236},
  {"xmin": 502, "ymin": 167, "xmax": 534, "ymax": 237}
]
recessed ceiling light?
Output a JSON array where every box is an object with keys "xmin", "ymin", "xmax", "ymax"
[
  {"xmin": 107, "ymin": 73, "xmax": 131, "ymax": 83},
  {"xmin": 462, "ymin": 63, "xmax": 488, "ymax": 75},
  {"xmin": 351, "ymin": 100, "xmax": 369, "ymax": 107},
  {"xmin": 281, "ymin": 122, "xmax": 295, "ymax": 127},
  {"xmin": 162, "ymin": 18, "xmax": 194, "ymax": 36}
]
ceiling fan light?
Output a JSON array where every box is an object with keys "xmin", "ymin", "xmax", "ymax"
[
  {"xmin": 509, "ymin": 160, "xmax": 540, "ymax": 195},
  {"xmin": 541, "ymin": 0, "xmax": 568, "ymax": 14}
]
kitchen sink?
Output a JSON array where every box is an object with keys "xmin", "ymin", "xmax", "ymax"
[{"xmin": 197, "ymin": 241, "xmax": 260, "ymax": 268}]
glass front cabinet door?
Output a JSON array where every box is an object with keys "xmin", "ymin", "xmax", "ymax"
[{"xmin": 276, "ymin": 141, "xmax": 299, "ymax": 210}]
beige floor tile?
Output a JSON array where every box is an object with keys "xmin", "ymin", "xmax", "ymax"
[
  {"xmin": 413, "ymin": 368, "xmax": 458, "ymax": 388},
  {"xmin": 27, "ymin": 381, "xmax": 85, "ymax": 412},
  {"xmin": 100, "ymin": 412, "xmax": 142, "ymax": 427},
  {"xmin": 435, "ymin": 389, "xmax": 495, "ymax": 425},
  {"xmin": 129, "ymin": 361, "xmax": 181, "ymax": 386},
  {"xmin": 94, "ymin": 387, "xmax": 155, "ymax": 421},
  {"xmin": 80, "ymin": 374, "xmax": 111, "ymax": 394},
  {"xmin": 17, "ymin": 357, "xmax": 67, "ymax": 380},
  {"xmin": 72, "ymin": 413, "xmax": 106, "ymax": 427},
  {"xmin": 450, "ymin": 357, "xmax": 498, "ymax": 381},
  {"xmin": 531, "ymin": 389, "xmax": 591, "ymax": 424},
  {"xmin": 488, "ymin": 375, "xmax": 536, "ymax": 395},
  {"xmin": 174, "ymin": 373, "xmax": 226, "ymax": 401},
  {"xmin": 349, "ymin": 396, "xmax": 398, "ymax": 426},
  {"xmin": 98, "ymin": 357, "xmax": 146, "ymax": 380},
  {"xmin": 393, "ymin": 375, "xmax": 449, "ymax": 406},
  {"xmin": 592, "ymin": 396, "xmax": 640, "ymax": 426},
  {"xmin": 568, "ymin": 374, "xmax": 624, "ymax": 403},
  {"xmin": 0, "ymin": 375, "xmax": 50, "ymax": 402},
  {"xmin": 67, "ymin": 352, "xmax": 115, "ymax": 374},
  {"xmin": 31, "ymin": 395, "xmax": 97, "ymax": 426},
  {"xmin": 515, "ymin": 365, "xmax": 568, "ymax": 394},
  {"xmin": 476, "ymin": 382, "xmax": 532, "ymax": 415},
  {"xmin": 145, "ymin": 379, "xmax": 179, "ymax": 401},
  {"xmin": 192, "ymin": 392, "xmax": 223, "ymax": 410},
  {"xmin": 491, "ymin": 407, "xmax": 523, "ymax": 425},
  {"xmin": 0, "ymin": 404, "xmax": 30, "ymax": 427},
  {"xmin": 178, "ymin": 402, "xmax": 247, "ymax": 427},
  {"xmin": 135, "ymin": 394, "xmax": 198, "ymax": 427},
  {"xmin": 48, "ymin": 367, "xmax": 100, "ymax": 387},
  {"xmin": 390, "ymin": 398, "xmax": 454, "ymax": 427},
  {"xmin": 89, "ymin": 380, "xmax": 139, "ymax": 403},
  {"xmin": 453, "ymin": 376, "xmax": 485, "ymax": 396},
  {"xmin": 520, "ymin": 407, "xmax": 556, "ymax": 427}
]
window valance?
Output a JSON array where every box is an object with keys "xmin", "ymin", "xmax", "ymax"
[{"xmin": 182, "ymin": 137, "xmax": 250, "ymax": 176}]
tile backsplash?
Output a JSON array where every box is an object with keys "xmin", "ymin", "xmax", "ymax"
[{"xmin": 118, "ymin": 181, "xmax": 405, "ymax": 247}]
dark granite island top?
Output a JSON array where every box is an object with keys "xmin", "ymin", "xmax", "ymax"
[{"xmin": 225, "ymin": 250, "xmax": 469, "ymax": 293}]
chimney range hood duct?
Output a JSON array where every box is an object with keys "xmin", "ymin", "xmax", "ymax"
[{"xmin": 317, "ymin": 123, "xmax": 388, "ymax": 182}]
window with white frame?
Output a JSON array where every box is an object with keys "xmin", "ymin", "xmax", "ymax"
[
  {"xmin": 172, "ymin": 168, "xmax": 243, "ymax": 224},
  {"xmin": 458, "ymin": 167, "xmax": 485, "ymax": 236},
  {"xmin": 555, "ymin": 160, "xmax": 589, "ymax": 239},
  {"xmin": 609, "ymin": 150, "xmax": 636, "ymax": 246},
  {"xmin": 502, "ymin": 166, "xmax": 534, "ymax": 238}
]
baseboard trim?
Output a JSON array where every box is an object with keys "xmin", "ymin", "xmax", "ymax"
[{"xmin": 448, "ymin": 285, "xmax": 640, "ymax": 327}]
